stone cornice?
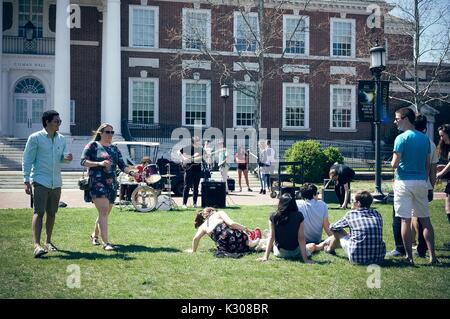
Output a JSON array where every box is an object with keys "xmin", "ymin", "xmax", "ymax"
[{"xmin": 153, "ymin": 0, "xmax": 392, "ymax": 15}]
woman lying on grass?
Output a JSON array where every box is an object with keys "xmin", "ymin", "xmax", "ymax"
[{"xmin": 185, "ymin": 207, "xmax": 261, "ymax": 255}]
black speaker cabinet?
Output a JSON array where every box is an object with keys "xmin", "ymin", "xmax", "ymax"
[
  {"xmin": 201, "ymin": 181, "xmax": 226, "ymax": 208},
  {"xmin": 227, "ymin": 178, "xmax": 235, "ymax": 192}
]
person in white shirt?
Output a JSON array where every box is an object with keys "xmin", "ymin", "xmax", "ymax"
[{"xmin": 296, "ymin": 183, "xmax": 332, "ymax": 245}]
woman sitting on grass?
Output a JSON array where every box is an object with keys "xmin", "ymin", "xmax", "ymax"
[
  {"xmin": 185, "ymin": 207, "xmax": 261, "ymax": 255},
  {"xmin": 257, "ymin": 193, "xmax": 314, "ymax": 264}
]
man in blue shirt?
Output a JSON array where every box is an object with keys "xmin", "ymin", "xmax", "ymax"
[
  {"xmin": 22, "ymin": 110, "xmax": 72, "ymax": 258},
  {"xmin": 391, "ymin": 107, "xmax": 437, "ymax": 265}
]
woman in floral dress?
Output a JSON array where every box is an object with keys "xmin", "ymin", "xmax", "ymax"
[{"xmin": 80, "ymin": 123, "xmax": 134, "ymax": 250}]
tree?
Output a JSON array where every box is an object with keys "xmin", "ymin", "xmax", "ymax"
[
  {"xmin": 167, "ymin": 0, "xmax": 315, "ymax": 162},
  {"xmin": 384, "ymin": 0, "xmax": 450, "ymax": 112}
]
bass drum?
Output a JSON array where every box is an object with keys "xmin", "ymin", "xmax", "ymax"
[
  {"xmin": 131, "ymin": 185, "xmax": 158, "ymax": 212},
  {"xmin": 155, "ymin": 195, "xmax": 173, "ymax": 211}
]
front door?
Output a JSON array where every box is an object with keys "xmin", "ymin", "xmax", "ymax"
[{"xmin": 14, "ymin": 97, "xmax": 45, "ymax": 138}]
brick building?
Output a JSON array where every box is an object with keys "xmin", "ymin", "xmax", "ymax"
[{"xmin": 1, "ymin": 0, "xmax": 449, "ymax": 167}]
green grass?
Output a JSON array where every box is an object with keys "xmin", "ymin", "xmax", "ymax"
[{"xmin": 0, "ymin": 202, "xmax": 449, "ymax": 298}]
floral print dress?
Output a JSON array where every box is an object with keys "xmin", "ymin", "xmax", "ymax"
[
  {"xmin": 81, "ymin": 141, "xmax": 127, "ymax": 203},
  {"xmin": 209, "ymin": 223, "xmax": 250, "ymax": 253}
]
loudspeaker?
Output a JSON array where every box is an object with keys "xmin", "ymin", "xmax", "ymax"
[
  {"xmin": 227, "ymin": 178, "xmax": 235, "ymax": 192},
  {"xmin": 322, "ymin": 189, "xmax": 340, "ymax": 204},
  {"xmin": 280, "ymin": 186, "xmax": 298, "ymax": 198},
  {"xmin": 201, "ymin": 181, "xmax": 226, "ymax": 208}
]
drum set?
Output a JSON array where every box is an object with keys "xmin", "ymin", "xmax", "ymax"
[{"xmin": 118, "ymin": 163, "xmax": 177, "ymax": 212}]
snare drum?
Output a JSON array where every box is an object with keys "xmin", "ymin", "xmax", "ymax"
[{"xmin": 143, "ymin": 164, "xmax": 162, "ymax": 184}]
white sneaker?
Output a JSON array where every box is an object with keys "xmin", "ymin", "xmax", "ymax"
[{"xmin": 181, "ymin": 205, "xmax": 187, "ymax": 209}]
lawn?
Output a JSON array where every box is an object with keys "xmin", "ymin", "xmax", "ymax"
[{"xmin": 0, "ymin": 201, "xmax": 449, "ymax": 299}]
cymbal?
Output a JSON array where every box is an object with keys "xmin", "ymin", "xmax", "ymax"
[{"xmin": 160, "ymin": 174, "xmax": 176, "ymax": 177}]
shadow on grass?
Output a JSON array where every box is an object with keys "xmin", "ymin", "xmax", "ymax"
[
  {"xmin": 45, "ymin": 250, "xmax": 135, "ymax": 261},
  {"xmin": 45, "ymin": 245, "xmax": 180, "ymax": 260},
  {"xmin": 113, "ymin": 244, "xmax": 181, "ymax": 254}
]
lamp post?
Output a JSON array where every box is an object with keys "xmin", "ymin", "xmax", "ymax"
[
  {"xmin": 369, "ymin": 44, "xmax": 386, "ymax": 199},
  {"xmin": 24, "ymin": 20, "xmax": 36, "ymax": 53},
  {"xmin": 220, "ymin": 84, "xmax": 230, "ymax": 141}
]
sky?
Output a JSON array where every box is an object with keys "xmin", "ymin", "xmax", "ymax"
[{"xmin": 386, "ymin": 0, "xmax": 450, "ymax": 62}]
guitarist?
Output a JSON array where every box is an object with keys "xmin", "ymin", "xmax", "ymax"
[{"xmin": 178, "ymin": 136, "xmax": 203, "ymax": 209}]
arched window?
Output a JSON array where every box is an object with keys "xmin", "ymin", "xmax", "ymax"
[{"xmin": 14, "ymin": 78, "xmax": 45, "ymax": 94}]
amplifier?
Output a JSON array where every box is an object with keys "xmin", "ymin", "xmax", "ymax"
[{"xmin": 201, "ymin": 181, "xmax": 226, "ymax": 208}]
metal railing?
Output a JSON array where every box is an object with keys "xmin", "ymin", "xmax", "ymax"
[{"xmin": 2, "ymin": 36, "xmax": 55, "ymax": 55}]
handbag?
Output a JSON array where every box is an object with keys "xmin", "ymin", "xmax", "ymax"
[{"xmin": 78, "ymin": 170, "xmax": 90, "ymax": 191}]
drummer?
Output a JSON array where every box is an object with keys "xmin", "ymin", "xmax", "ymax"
[{"xmin": 134, "ymin": 156, "xmax": 152, "ymax": 183}]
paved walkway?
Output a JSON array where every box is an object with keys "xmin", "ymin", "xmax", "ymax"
[
  {"xmin": 0, "ymin": 188, "xmax": 280, "ymax": 209},
  {"xmin": 1, "ymin": 188, "xmax": 446, "ymax": 210}
]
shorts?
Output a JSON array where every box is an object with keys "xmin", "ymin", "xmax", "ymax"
[
  {"xmin": 237, "ymin": 163, "xmax": 248, "ymax": 171},
  {"xmin": 394, "ymin": 180, "xmax": 430, "ymax": 218},
  {"xmin": 32, "ymin": 182, "xmax": 61, "ymax": 217}
]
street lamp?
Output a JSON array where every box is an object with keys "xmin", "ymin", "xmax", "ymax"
[
  {"xmin": 24, "ymin": 20, "xmax": 35, "ymax": 41},
  {"xmin": 220, "ymin": 84, "xmax": 230, "ymax": 141},
  {"xmin": 369, "ymin": 44, "xmax": 386, "ymax": 200}
]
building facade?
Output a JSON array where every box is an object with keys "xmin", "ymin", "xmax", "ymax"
[{"xmin": 1, "ymin": 0, "xmax": 449, "ymax": 163}]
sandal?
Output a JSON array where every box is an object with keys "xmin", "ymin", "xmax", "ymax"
[
  {"xmin": 90, "ymin": 235, "xmax": 100, "ymax": 246},
  {"xmin": 103, "ymin": 243, "xmax": 115, "ymax": 251}
]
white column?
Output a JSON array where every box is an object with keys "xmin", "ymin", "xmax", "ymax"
[
  {"xmin": 0, "ymin": 0, "xmax": 4, "ymax": 136},
  {"xmin": 103, "ymin": 0, "xmax": 122, "ymax": 136},
  {"xmin": 100, "ymin": 5, "xmax": 108, "ymax": 123},
  {"xmin": 1, "ymin": 69, "xmax": 8, "ymax": 136},
  {"xmin": 53, "ymin": 0, "xmax": 71, "ymax": 135}
]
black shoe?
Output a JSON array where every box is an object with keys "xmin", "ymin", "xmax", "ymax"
[
  {"xmin": 263, "ymin": 190, "xmax": 266, "ymax": 195},
  {"xmin": 259, "ymin": 189, "xmax": 263, "ymax": 194}
]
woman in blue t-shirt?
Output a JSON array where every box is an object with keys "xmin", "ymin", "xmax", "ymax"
[{"xmin": 257, "ymin": 193, "xmax": 313, "ymax": 263}]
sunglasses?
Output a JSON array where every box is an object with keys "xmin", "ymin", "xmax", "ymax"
[{"xmin": 103, "ymin": 130, "xmax": 115, "ymax": 135}]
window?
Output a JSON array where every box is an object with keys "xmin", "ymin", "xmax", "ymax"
[
  {"xmin": 283, "ymin": 15, "xmax": 309, "ymax": 55},
  {"xmin": 330, "ymin": 18, "xmax": 355, "ymax": 57},
  {"xmin": 14, "ymin": 78, "xmax": 45, "ymax": 94},
  {"xmin": 19, "ymin": 0, "xmax": 43, "ymax": 38},
  {"xmin": 234, "ymin": 12, "xmax": 259, "ymax": 53},
  {"xmin": 129, "ymin": 6, "xmax": 159, "ymax": 48},
  {"xmin": 330, "ymin": 85, "xmax": 356, "ymax": 130},
  {"xmin": 70, "ymin": 100, "xmax": 75, "ymax": 125},
  {"xmin": 182, "ymin": 80, "xmax": 211, "ymax": 126},
  {"xmin": 182, "ymin": 8, "xmax": 211, "ymax": 50},
  {"xmin": 283, "ymin": 83, "xmax": 309, "ymax": 129},
  {"xmin": 234, "ymin": 83, "xmax": 256, "ymax": 127},
  {"xmin": 129, "ymin": 78, "xmax": 159, "ymax": 125}
]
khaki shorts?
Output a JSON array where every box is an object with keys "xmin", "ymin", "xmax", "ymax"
[
  {"xmin": 33, "ymin": 183, "xmax": 61, "ymax": 217},
  {"xmin": 394, "ymin": 180, "xmax": 429, "ymax": 218}
]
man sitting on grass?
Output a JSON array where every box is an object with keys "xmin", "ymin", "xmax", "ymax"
[{"xmin": 312, "ymin": 191, "xmax": 386, "ymax": 265}]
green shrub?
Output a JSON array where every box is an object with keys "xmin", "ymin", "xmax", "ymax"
[{"xmin": 284, "ymin": 140, "xmax": 344, "ymax": 183}]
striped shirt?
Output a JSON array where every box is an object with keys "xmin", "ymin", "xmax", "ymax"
[{"xmin": 330, "ymin": 208, "xmax": 386, "ymax": 265}]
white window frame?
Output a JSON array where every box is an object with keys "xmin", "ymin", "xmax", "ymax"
[
  {"xmin": 70, "ymin": 100, "xmax": 75, "ymax": 125},
  {"xmin": 128, "ymin": 77, "xmax": 159, "ymax": 125},
  {"xmin": 129, "ymin": 5, "xmax": 159, "ymax": 49},
  {"xmin": 18, "ymin": 0, "xmax": 44, "ymax": 38},
  {"xmin": 182, "ymin": 79, "xmax": 211, "ymax": 127},
  {"xmin": 233, "ymin": 11, "xmax": 259, "ymax": 53},
  {"xmin": 233, "ymin": 82, "xmax": 257, "ymax": 128},
  {"xmin": 329, "ymin": 84, "xmax": 356, "ymax": 131},
  {"xmin": 182, "ymin": 8, "xmax": 211, "ymax": 50},
  {"xmin": 330, "ymin": 18, "xmax": 355, "ymax": 58},
  {"xmin": 283, "ymin": 15, "xmax": 309, "ymax": 56},
  {"xmin": 282, "ymin": 83, "xmax": 310, "ymax": 130}
]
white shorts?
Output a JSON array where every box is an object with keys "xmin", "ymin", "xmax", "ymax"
[
  {"xmin": 339, "ymin": 235, "xmax": 351, "ymax": 258},
  {"xmin": 394, "ymin": 180, "xmax": 430, "ymax": 218}
]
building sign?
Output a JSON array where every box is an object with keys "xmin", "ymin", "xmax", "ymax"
[{"xmin": 358, "ymin": 80, "xmax": 390, "ymax": 123}]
